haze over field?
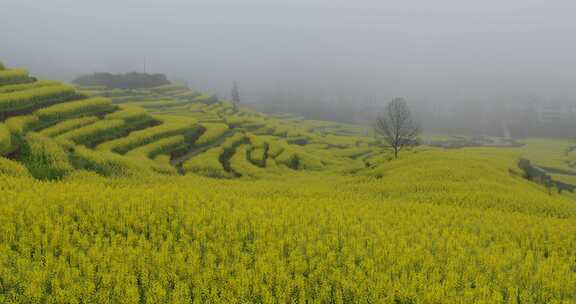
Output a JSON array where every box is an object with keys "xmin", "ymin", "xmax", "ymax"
[{"xmin": 4, "ymin": 0, "xmax": 576, "ymax": 104}]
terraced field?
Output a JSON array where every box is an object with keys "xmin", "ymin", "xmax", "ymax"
[
  {"xmin": 3, "ymin": 65, "xmax": 572, "ymax": 188},
  {"xmin": 0, "ymin": 63, "xmax": 396, "ymax": 181},
  {"xmin": 77, "ymin": 75, "xmax": 576, "ymax": 198}
]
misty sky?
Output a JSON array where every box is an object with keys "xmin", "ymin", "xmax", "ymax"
[{"xmin": 3, "ymin": 0, "xmax": 576, "ymax": 104}]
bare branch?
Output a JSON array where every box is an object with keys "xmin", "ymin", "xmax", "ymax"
[{"xmin": 374, "ymin": 98, "xmax": 421, "ymax": 159}]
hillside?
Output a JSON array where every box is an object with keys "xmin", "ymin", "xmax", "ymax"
[
  {"xmin": 0, "ymin": 63, "xmax": 399, "ymax": 180},
  {"xmin": 1, "ymin": 62, "xmax": 576, "ymax": 303},
  {"xmin": 0, "ymin": 65, "xmax": 341, "ymax": 178}
]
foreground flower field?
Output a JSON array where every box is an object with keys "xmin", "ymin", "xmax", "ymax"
[{"xmin": 1, "ymin": 150, "xmax": 575, "ymax": 303}]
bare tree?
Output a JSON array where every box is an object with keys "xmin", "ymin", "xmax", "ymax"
[
  {"xmin": 375, "ymin": 97, "xmax": 421, "ymax": 159},
  {"xmin": 231, "ymin": 81, "xmax": 240, "ymax": 112}
]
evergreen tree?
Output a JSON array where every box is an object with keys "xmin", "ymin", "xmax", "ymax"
[{"xmin": 231, "ymin": 82, "xmax": 240, "ymax": 112}]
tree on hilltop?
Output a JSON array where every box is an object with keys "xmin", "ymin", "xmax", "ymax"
[
  {"xmin": 231, "ymin": 82, "xmax": 241, "ymax": 112},
  {"xmin": 375, "ymin": 97, "xmax": 421, "ymax": 159}
]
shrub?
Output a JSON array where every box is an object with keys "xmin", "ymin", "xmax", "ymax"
[
  {"xmin": 35, "ymin": 97, "xmax": 116, "ymax": 122},
  {"xmin": 39, "ymin": 116, "xmax": 99, "ymax": 137}
]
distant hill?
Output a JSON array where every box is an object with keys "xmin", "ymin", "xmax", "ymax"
[{"xmin": 73, "ymin": 72, "xmax": 170, "ymax": 89}]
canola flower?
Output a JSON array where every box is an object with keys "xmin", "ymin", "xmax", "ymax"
[
  {"xmin": 0, "ymin": 69, "xmax": 31, "ymax": 85},
  {"xmin": 35, "ymin": 97, "xmax": 116, "ymax": 122},
  {"xmin": 1, "ymin": 154, "xmax": 576, "ymax": 303},
  {"xmin": 0, "ymin": 84, "xmax": 77, "ymax": 113},
  {"xmin": 39, "ymin": 116, "xmax": 99, "ymax": 137},
  {"xmin": 96, "ymin": 121, "xmax": 198, "ymax": 154}
]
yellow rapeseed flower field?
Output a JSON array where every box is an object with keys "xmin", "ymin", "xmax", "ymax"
[
  {"xmin": 1, "ymin": 63, "xmax": 576, "ymax": 303},
  {"xmin": 1, "ymin": 149, "xmax": 576, "ymax": 303}
]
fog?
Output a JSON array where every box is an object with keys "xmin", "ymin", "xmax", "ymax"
[{"xmin": 3, "ymin": 0, "xmax": 576, "ymax": 111}]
